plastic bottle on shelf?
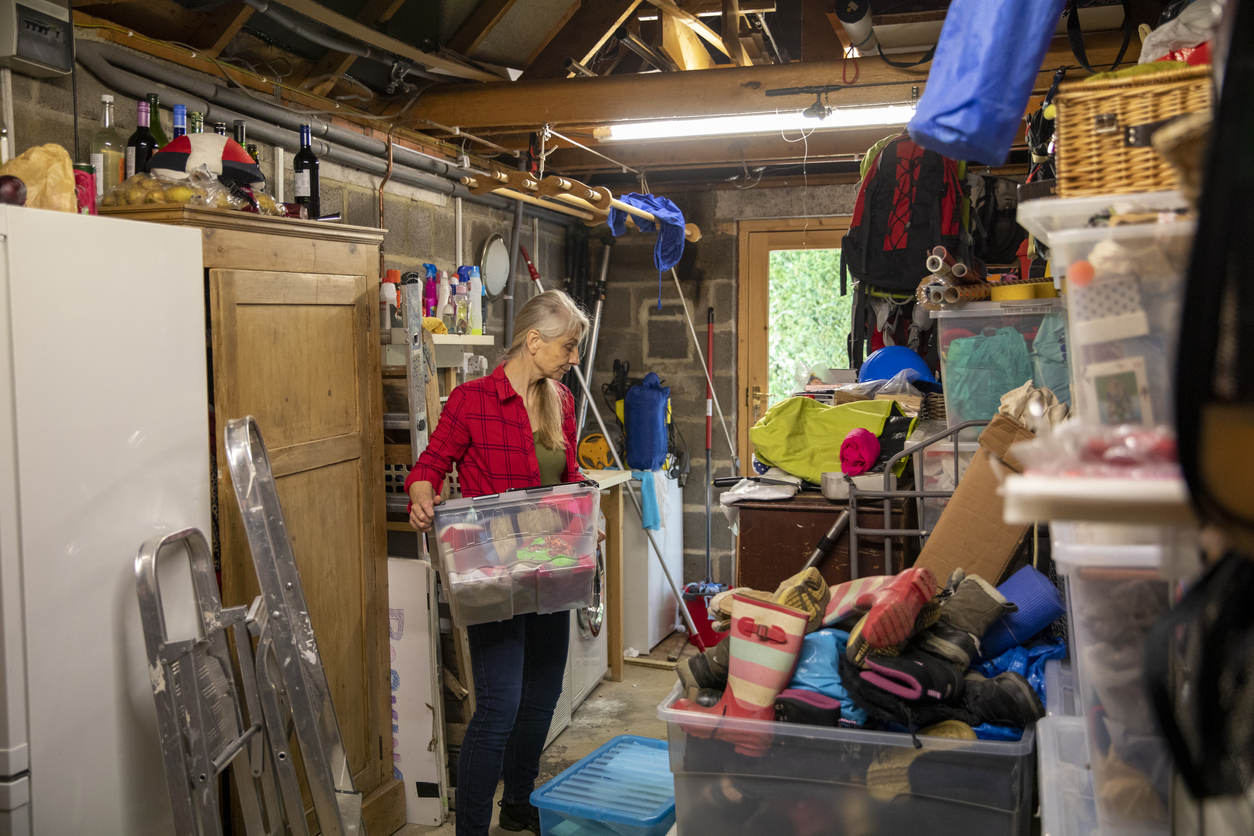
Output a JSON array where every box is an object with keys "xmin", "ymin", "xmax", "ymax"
[
  {"xmin": 437, "ymin": 271, "xmax": 452, "ymax": 324},
  {"xmin": 380, "ymin": 269, "xmax": 400, "ymax": 344},
  {"xmin": 469, "ymin": 267, "xmax": 483, "ymax": 335},
  {"xmin": 423, "ymin": 263, "xmax": 438, "ymax": 317},
  {"xmin": 455, "ymin": 284, "xmax": 470, "ymax": 335}
]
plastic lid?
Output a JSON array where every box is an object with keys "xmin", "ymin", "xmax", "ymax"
[
  {"xmin": 1017, "ymin": 190, "xmax": 1187, "ymax": 247},
  {"xmin": 930, "ymin": 298, "xmax": 1062, "ymax": 319},
  {"xmin": 385, "ymin": 269, "xmax": 401, "ymax": 283},
  {"xmin": 101, "ymin": 94, "xmax": 113, "ymax": 103},
  {"xmin": 531, "ymin": 736, "xmax": 674, "ymax": 825}
]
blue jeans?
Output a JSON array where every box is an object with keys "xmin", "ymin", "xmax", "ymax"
[{"xmin": 457, "ymin": 610, "xmax": 570, "ymax": 836}]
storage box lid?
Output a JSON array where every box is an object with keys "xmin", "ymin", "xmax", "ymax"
[
  {"xmin": 530, "ymin": 735, "xmax": 675, "ymax": 825},
  {"xmin": 930, "ymin": 298, "xmax": 1062, "ymax": 319},
  {"xmin": 1037, "ymin": 715, "xmax": 1096, "ymax": 836},
  {"xmin": 1048, "ymin": 216, "xmax": 1195, "ymax": 253},
  {"xmin": 0, "ymin": 774, "xmax": 29, "ymax": 812},
  {"xmin": 435, "ymin": 481, "xmax": 596, "ymax": 514},
  {"xmin": 1017, "ymin": 190, "xmax": 1187, "ymax": 246}
]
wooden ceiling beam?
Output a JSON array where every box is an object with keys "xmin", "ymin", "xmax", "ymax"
[
  {"xmin": 641, "ymin": 0, "xmax": 748, "ymax": 65},
  {"xmin": 299, "ymin": 0, "xmax": 409, "ymax": 97},
  {"xmin": 414, "ymin": 29, "xmax": 1136, "ymax": 130},
  {"xmin": 186, "ymin": 2, "xmax": 254, "ymax": 58},
  {"xmin": 446, "ymin": 0, "xmax": 521, "ymax": 57},
  {"xmin": 262, "ymin": 0, "xmax": 500, "ymax": 81},
  {"xmin": 522, "ymin": 0, "xmax": 643, "ymax": 79},
  {"xmin": 638, "ymin": 1, "xmax": 774, "ymax": 19}
]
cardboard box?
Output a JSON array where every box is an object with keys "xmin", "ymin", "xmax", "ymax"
[{"xmin": 915, "ymin": 414, "xmax": 1036, "ymax": 584}]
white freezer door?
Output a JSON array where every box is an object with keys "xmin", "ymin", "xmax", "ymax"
[{"xmin": 0, "ymin": 207, "xmax": 210, "ymax": 835}]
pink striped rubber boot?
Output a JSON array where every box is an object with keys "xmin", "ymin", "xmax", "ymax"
[{"xmin": 673, "ymin": 593, "xmax": 809, "ymax": 756}]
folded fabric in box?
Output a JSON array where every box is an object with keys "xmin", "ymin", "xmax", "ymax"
[{"xmin": 981, "ymin": 565, "xmax": 1066, "ymax": 659}]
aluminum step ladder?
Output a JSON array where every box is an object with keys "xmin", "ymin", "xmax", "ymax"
[
  {"xmin": 135, "ymin": 527, "xmax": 283, "ymax": 836},
  {"xmin": 224, "ymin": 415, "xmax": 365, "ymax": 836}
]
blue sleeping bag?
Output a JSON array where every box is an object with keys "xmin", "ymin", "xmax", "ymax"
[{"xmin": 908, "ymin": 0, "xmax": 1067, "ymax": 165}]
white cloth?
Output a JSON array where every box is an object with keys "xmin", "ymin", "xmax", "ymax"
[{"xmin": 719, "ymin": 466, "xmax": 800, "ymax": 534}]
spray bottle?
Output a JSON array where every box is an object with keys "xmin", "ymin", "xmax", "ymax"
[
  {"xmin": 422, "ymin": 263, "xmax": 438, "ymax": 317},
  {"xmin": 437, "ymin": 271, "xmax": 452, "ymax": 326},
  {"xmin": 469, "ymin": 267, "xmax": 484, "ymax": 335}
]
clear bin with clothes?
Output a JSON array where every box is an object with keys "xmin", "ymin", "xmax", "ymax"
[
  {"xmin": 1037, "ymin": 715, "xmax": 1098, "ymax": 836},
  {"xmin": 1042, "ymin": 658, "xmax": 1078, "ymax": 718},
  {"xmin": 1048, "ymin": 220, "xmax": 1193, "ymax": 429},
  {"xmin": 1052, "ymin": 522, "xmax": 1198, "ymax": 836},
  {"xmin": 932, "ymin": 299, "xmax": 1071, "ymax": 439},
  {"xmin": 430, "ymin": 483, "xmax": 599, "ymax": 627},
  {"xmin": 657, "ymin": 684, "xmax": 1036, "ymax": 836},
  {"xmin": 909, "ymin": 423, "xmax": 978, "ymax": 532}
]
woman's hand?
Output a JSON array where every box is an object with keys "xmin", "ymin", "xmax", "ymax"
[{"xmin": 408, "ymin": 481, "xmax": 442, "ymax": 532}]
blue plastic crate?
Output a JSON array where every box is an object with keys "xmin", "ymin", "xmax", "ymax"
[{"xmin": 531, "ymin": 735, "xmax": 675, "ymax": 836}]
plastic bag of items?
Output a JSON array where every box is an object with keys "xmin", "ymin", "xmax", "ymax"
[{"xmin": 1011, "ymin": 421, "xmax": 1179, "ymax": 479}]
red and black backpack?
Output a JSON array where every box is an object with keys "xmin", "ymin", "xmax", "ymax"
[{"xmin": 840, "ymin": 134, "xmax": 962, "ymax": 295}]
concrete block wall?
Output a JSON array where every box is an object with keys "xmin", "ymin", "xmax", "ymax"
[
  {"xmin": 589, "ymin": 183, "xmax": 858, "ymax": 589},
  {"xmin": 5, "ymin": 41, "xmax": 567, "ymax": 344}
]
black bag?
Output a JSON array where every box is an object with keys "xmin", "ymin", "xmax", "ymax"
[
  {"xmin": 969, "ymin": 174, "xmax": 1027, "ymax": 266},
  {"xmin": 840, "ymin": 135, "xmax": 962, "ymax": 295}
]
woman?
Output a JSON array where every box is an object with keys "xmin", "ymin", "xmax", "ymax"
[{"xmin": 406, "ymin": 289, "xmax": 593, "ymax": 836}]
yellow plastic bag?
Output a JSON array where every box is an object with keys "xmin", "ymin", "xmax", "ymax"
[{"xmin": 0, "ymin": 144, "xmax": 75, "ymax": 212}]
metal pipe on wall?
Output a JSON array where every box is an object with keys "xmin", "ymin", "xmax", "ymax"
[{"xmin": 503, "ymin": 157, "xmax": 526, "ymax": 346}]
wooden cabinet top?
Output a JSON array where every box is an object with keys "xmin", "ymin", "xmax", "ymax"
[{"xmin": 101, "ymin": 205, "xmax": 384, "ymax": 274}]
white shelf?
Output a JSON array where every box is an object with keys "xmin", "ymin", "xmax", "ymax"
[
  {"xmin": 1002, "ymin": 474, "xmax": 1195, "ymax": 526},
  {"xmin": 431, "ymin": 334, "xmax": 495, "ymax": 345}
]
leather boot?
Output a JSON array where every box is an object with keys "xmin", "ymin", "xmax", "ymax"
[
  {"xmin": 962, "ymin": 671, "xmax": 1044, "ymax": 726},
  {"xmin": 916, "ymin": 572, "xmax": 1017, "ymax": 668},
  {"xmin": 674, "ymin": 594, "xmax": 809, "ymax": 756},
  {"xmin": 677, "ymin": 635, "xmax": 730, "ymax": 693}
]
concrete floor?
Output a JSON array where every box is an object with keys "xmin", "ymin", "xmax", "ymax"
[{"xmin": 396, "ymin": 665, "xmax": 678, "ymax": 836}]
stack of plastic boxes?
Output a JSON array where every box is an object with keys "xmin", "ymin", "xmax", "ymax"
[
  {"xmin": 657, "ymin": 684, "xmax": 1036, "ymax": 836},
  {"xmin": 430, "ymin": 483, "xmax": 599, "ymax": 627},
  {"xmin": 1052, "ymin": 523, "xmax": 1197, "ymax": 836},
  {"xmin": 909, "ymin": 422, "xmax": 978, "ymax": 533}
]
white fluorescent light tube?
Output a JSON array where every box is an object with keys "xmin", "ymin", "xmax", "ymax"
[{"xmin": 594, "ymin": 105, "xmax": 916, "ymax": 142}]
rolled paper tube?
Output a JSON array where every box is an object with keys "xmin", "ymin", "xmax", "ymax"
[
  {"xmin": 929, "ymin": 284, "xmax": 947, "ymax": 305},
  {"xmin": 950, "ymin": 262, "xmax": 967, "ymax": 278},
  {"xmin": 932, "ymin": 246, "xmax": 957, "ymax": 266},
  {"xmin": 926, "ymin": 255, "xmax": 944, "ymax": 274},
  {"xmin": 942, "ymin": 284, "xmax": 991, "ymax": 304}
]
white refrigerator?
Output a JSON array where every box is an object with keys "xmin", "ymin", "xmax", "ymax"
[{"xmin": 0, "ymin": 207, "xmax": 210, "ymax": 834}]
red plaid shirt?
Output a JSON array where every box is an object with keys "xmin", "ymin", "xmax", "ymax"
[{"xmin": 404, "ymin": 364, "xmax": 582, "ymax": 499}]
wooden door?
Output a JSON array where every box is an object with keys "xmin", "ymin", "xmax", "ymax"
[
  {"xmin": 737, "ymin": 218, "xmax": 851, "ymax": 473},
  {"xmin": 210, "ymin": 268, "xmax": 389, "ymax": 815}
]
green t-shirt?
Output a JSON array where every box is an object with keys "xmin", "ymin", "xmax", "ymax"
[{"xmin": 534, "ymin": 431, "xmax": 565, "ymax": 487}]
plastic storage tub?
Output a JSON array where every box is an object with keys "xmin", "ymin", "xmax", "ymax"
[
  {"xmin": 910, "ymin": 430, "xmax": 978, "ymax": 533},
  {"xmin": 1049, "ymin": 219, "xmax": 1193, "ymax": 429},
  {"xmin": 1043, "ymin": 658, "xmax": 1077, "ymax": 718},
  {"xmin": 1016, "ymin": 190, "xmax": 1187, "ymax": 250},
  {"xmin": 1037, "ymin": 715, "xmax": 1097, "ymax": 836},
  {"xmin": 933, "ymin": 299, "xmax": 1070, "ymax": 438},
  {"xmin": 1052, "ymin": 522, "xmax": 1196, "ymax": 836},
  {"xmin": 531, "ymin": 735, "xmax": 675, "ymax": 836},
  {"xmin": 658, "ymin": 684, "xmax": 1036, "ymax": 836},
  {"xmin": 431, "ymin": 483, "xmax": 599, "ymax": 627}
]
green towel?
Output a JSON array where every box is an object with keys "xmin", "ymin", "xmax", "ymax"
[
  {"xmin": 945, "ymin": 327, "xmax": 1034, "ymax": 423},
  {"xmin": 750, "ymin": 398, "xmax": 902, "ymax": 484}
]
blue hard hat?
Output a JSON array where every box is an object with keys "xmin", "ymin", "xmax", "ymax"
[{"xmin": 858, "ymin": 346, "xmax": 936, "ymax": 384}]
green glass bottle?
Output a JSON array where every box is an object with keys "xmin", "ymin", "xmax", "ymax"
[
  {"xmin": 145, "ymin": 93, "xmax": 168, "ymax": 148},
  {"xmin": 188, "ymin": 111, "xmax": 205, "ymax": 134}
]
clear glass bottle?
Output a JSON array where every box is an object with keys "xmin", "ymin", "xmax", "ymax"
[
  {"xmin": 89, "ymin": 94, "xmax": 125, "ymax": 197},
  {"xmin": 454, "ymin": 285, "xmax": 470, "ymax": 335},
  {"xmin": 441, "ymin": 291, "xmax": 456, "ymax": 333}
]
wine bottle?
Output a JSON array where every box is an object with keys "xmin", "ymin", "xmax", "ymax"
[
  {"xmin": 172, "ymin": 105, "xmax": 187, "ymax": 139},
  {"xmin": 233, "ymin": 120, "xmax": 246, "ymax": 146},
  {"xmin": 125, "ymin": 100, "xmax": 159, "ymax": 178},
  {"xmin": 213, "ymin": 122, "xmax": 228, "ymax": 136},
  {"xmin": 145, "ymin": 93, "xmax": 168, "ymax": 148},
  {"xmin": 293, "ymin": 125, "xmax": 320, "ymax": 219},
  {"xmin": 89, "ymin": 94, "xmax": 125, "ymax": 197},
  {"xmin": 246, "ymin": 144, "xmax": 260, "ymax": 164},
  {"xmin": 188, "ymin": 111, "xmax": 204, "ymax": 134}
]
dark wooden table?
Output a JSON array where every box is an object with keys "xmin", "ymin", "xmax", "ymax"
[{"xmin": 736, "ymin": 493, "xmax": 910, "ymax": 593}]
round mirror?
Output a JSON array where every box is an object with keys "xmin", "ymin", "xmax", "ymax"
[{"xmin": 479, "ymin": 233, "xmax": 511, "ymax": 296}]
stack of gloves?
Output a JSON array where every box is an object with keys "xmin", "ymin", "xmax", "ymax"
[{"xmin": 673, "ymin": 565, "xmax": 1045, "ymax": 757}]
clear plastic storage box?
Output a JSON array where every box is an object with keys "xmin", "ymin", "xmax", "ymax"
[
  {"xmin": 657, "ymin": 684, "xmax": 1036, "ymax": 836},
  {"xmin": 431, "ymin": 483, "xmax": 599, "ymax": 627},
  {"xmin": 1043, "ymin": 658, "xmax": 1077, "ymax": 718},
  {"xmin": 531, "ymin": 735, "xmax": 675, "ymax": 836},
  {"xmin": 932, "ymin": 299, "xmax": 1071, "ymax": 438},
  {"xmin": 910, "ymin": 428, "xmax": 978, "ymax": 532},
  {"xmin": 1016, "ymin": 190, "xmax": 1187, "ymax": 250},
  {"xmin": 1049, "ymin": 220, "xmax": 1193, "ymax": 429},
  {"xmin": 1052, "ymin": 522, "xmax": 1197, "ymax": 836},
  {"xmin": 1037, "ymin": 715, "xmax": 1097, "ymax": 836}
]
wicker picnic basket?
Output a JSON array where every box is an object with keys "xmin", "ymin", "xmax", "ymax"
[{"xmin": 1054, "ymin": 65, "xmax": 1213, "ymax": 198}]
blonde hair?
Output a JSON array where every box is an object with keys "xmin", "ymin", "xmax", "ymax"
[{"xmin": 501, "ymin": 290, "xmax": 590, "ymax": 450}]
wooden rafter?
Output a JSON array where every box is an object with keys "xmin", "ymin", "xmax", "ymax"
[
  {"xmin": 642, "ymin": 0, "xmax": 749, "ymax": 65},
  {"xmin": 262, "ymin": 0, "xmax": 501, "ymax": 81},
  {"xmin": 522, "ymin": 0, "xmax": 642, "ymax": 79},
  {"xmin": 801, "ymin": 0, "xmax": 845, "ymax": 62},
  {"xmin": 721, "ymin": 0, "xmax": 742, "ymax": 64},
  {"xmin": 660, "ymin": 12, "xmax": 712, "ymax": 71},
  {"xmin": 299, "ymin": 0, "xmax": 409, "ymax": 97},
  {"xmin": 186, "ymin": 0, "xmax": 252, "ymax": 57},
  {"xmin": 446, "ymin": 0, "xmax": 520, "ymax": 57},
  {"xmin": 414, "ymin": 29, "xmax": 1138, "ymax": 130},
  {"xmin": 637, "ymin": 0, "xmax": 774, "ymax": 18}
]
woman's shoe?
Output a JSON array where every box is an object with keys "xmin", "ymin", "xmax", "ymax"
[{"xmin": 498, "ymin": 799, "xmax": 540, "ymax": 834}]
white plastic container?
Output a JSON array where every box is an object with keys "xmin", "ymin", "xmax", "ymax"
[
  {"xmin": 469, "ymin": 269, "xmax": 483, "ymax": 335},
  {"xmin": 1042, "ymin": 658, "xmax": 1077, "ymax": 718},
  {"xmin": 1052, "ymin": 522, "xmax": 1197, "ymax": 836},
  {"xmin": 910, "ymin": 432, "xmax": 978, "ymax": 531},
  {"xmin": 1037, "ymin": 715, "xmax": 1097, "ymax": 836},
  {"xmin": 932, "ymin": 299, "xmax": 1070, "ymax": 438},
  {"xmin": 431, "ymin": 483, "xmax": 599, "ymax": 627},
  {"xmin": 1016, "ymin": 190, "xmax": 1187, "ymax": 250},
  {"xmin": 1049, "ymin": 220, "xmax": 1193, "ymax": 429},
  {"xmin": 658, "ymin": 684, "xmax": 1036, "ymax": 836}
]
